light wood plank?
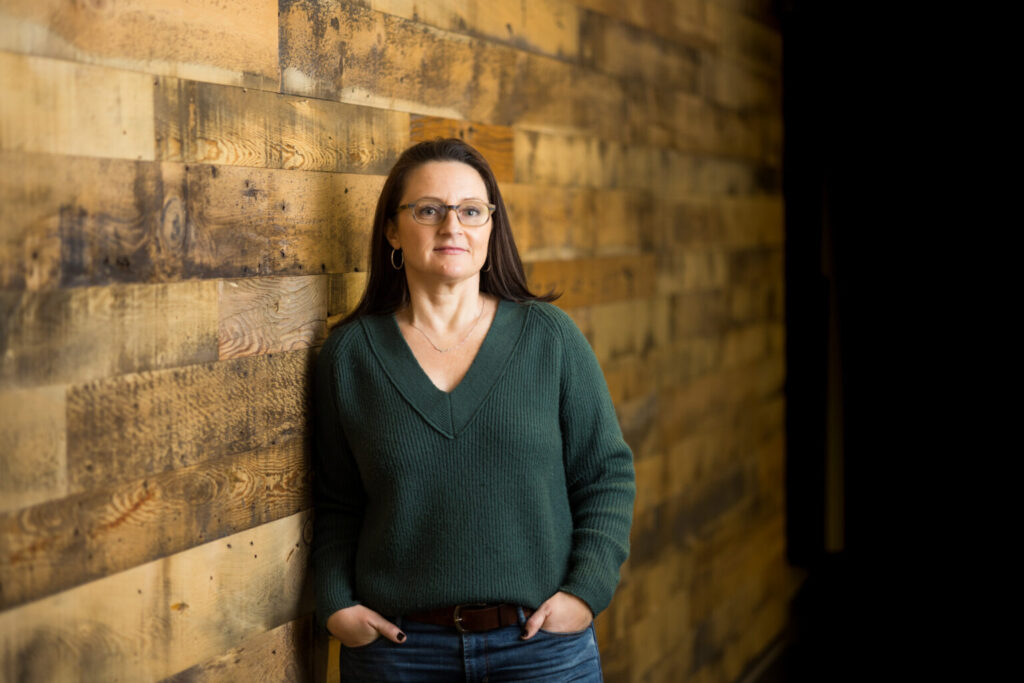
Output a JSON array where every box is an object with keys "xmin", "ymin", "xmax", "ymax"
[
  {"xmin": 0, "ymin": 512, "xmax": 312, "ymax": 682},
  {"xmin": 162, "ymin": 615, "xmax": 313, "ymax": 682},
  {"xmin": 362, "ymin": 0, "xmax": 581, "ymax": 58},
  {"xmin": 65, "ymin": 349, "xmax": 311, "ymax": 493},
  {"xmin": 409, "ymin": 116, "xmax": 514, "ymax": 182},
  {"xmin": 0, "ymin": 280, "xmax": 218, "ymax": 389},
  {"xmin": 0, "ymin": 0, "xmax": 279, "ymax": 90},
  {"xmin": 155, "ymin": 77, "xmax": 409, "ymax": 173},
  {"xmin": 219, "ymin": 274, "xmax": 359, "ymax": 360},
  {"xmin": 0, "ymin": 386, "xmax": 66, "ymax": 513},
  {"xmin": 0, "ymin": 439, "xmax": 309, "ymax": 610},
  {"xmin": 0, "ymin": 50, "xmax": 154, "ymax": 161}
]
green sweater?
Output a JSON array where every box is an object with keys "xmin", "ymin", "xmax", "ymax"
[{"xmin": 311, "ymin": 300, "xmax": 635, "ymax": 633}]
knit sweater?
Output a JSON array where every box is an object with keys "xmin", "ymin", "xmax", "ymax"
[{"xmin": 311, "ymin": 299, "xmax": 635, "ymax": 634}]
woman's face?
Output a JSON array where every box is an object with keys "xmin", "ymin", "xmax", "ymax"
[{"xmin": 386, "ymin": 161, "xmax": 492, "ymax": 287}]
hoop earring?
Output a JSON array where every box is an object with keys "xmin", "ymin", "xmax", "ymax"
[
  {"xmin": 391, "ymin": 248, "xmax": 403, "ymax": 270},
  {"xmin": 483, "ymin": 257, "xmax": 492, "ymax": 272}
]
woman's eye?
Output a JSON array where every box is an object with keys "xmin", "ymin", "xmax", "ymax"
[
  {"xmin": 418, "ymin": 205, "xmax": 440, "ymax": 216},
  {"xmin": 463, "ymin": 207, "xmax": 480, "ymax": 216}
]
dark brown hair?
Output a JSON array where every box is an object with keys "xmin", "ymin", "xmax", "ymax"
[{"xmin": 335, "ymin": 138, "xmax": 557, "ymax": 328}]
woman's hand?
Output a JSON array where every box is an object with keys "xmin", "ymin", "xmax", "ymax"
[
  {"xmin": 326, "ymin": 605, "xmax": 406, "ymax": 647},
  {"xmin": 520, "ymin": 591, "xmax": 593, "ymax": 639}
]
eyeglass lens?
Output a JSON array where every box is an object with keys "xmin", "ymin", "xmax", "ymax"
[{"xmin": 411, "ymin": 201, "xmax": 491, "ymax": 226}]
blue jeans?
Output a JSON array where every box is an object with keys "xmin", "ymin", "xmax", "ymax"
[{"xmin": 339, "ymin": 608, "xmax": 604, "ymax": 682}]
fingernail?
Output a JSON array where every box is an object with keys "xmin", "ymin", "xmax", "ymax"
[{"xmin": 397, "ymin": 632, "xmax": 406, "ymax": 642}]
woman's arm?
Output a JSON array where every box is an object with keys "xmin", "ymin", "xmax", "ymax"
[
  {"xmin": 552, "ymin": 307, "xmax": 636, "ymax": 616},
  {"xmin": 310, "ymin": 332, "xmax": 368, "ymax": 634}
]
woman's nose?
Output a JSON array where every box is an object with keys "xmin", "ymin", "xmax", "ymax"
[{"xmin": 437, "ymin": 208, "xmax": 463, "ymax": 234}]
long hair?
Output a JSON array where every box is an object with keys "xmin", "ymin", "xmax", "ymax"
[{"xmin": 335, "ymin": 138, "xmax": 557, "ymax": 328}]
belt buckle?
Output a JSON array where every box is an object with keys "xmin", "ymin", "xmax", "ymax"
[{"xmin": 452, "ymin": 603, "xmax": 489, "ymax": 634}]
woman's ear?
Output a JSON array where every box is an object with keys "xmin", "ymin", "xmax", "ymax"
[{"xmin": 385, "ymin": 220, "xmax": 400, "ymax": 250}]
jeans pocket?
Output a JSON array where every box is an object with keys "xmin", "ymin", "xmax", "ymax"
[
  {"xmin": 538, "ymin": 622, "xmax": 593, "ymax": 637},
  {"xmin": 342, "ymin": 634, "xmax": 387, "ymax": 650}
]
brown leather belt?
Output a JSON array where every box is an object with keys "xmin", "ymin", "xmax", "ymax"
[{"xmin": 404, "ymin": 604, "xmax": 533, "ymax": 633}]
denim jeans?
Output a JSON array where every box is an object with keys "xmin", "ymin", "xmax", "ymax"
[{"xmin": 339, "ymin": 608, "xmax": 604, "ymax": 682}]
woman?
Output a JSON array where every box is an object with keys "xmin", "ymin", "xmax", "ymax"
[{"xmin": 312, "ymin": 138, "xmax": 634, "ymax": 681}]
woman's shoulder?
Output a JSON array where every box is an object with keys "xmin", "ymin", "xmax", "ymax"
[
  {"xmin": 515, "ymin": 300, "xmax": 588, "ymax": 349},
  {"xmin": 320, "ymin": 315, "xmax": 372, "ymax": 361}
]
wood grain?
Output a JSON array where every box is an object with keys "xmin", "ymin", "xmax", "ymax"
[
  {"xmin": 0, "ymin": 50, "xmax": 154, "ymax": 161},
  {"xmin": 162, "ymin": 615, "xmax": 314, "ymax": 682},
  {"xmin": 0, "ymin": 280, "xmax": 218, "ymax": 389},
  {"xmin": 0, "ymin": 386, "xmax": 65, "ymax": 513},
  {"xmin": 155, "ymin": 77, "xmax": 409, "ymax": 173},
  {"xmin": 0, "ymin": 512, "xmax": 312, "ymax": 682},
  {"xmin": 182, "ymin": 164, "xmax": 381, "ymax": 279},
  {"xmin": 0, "ymin": 0, "xmax": 279, "ymax": 90},
  {"xmin": 0, "ymin": 151, "xmax": 186, "ymax": 290},
  {"xmin": 65, "ymin": 349, "xmax": 312, "ymax": 493},
  {"xmin": 0, "ymin": 439, "xmax": 309, "ymax": 610},
  {"xmin": 219, "ymin": 274, "xmax": 362, "ymax": 360},
  {"xmin": 409, "ymin": 116, "xmax": 514, "ymax": 182}
]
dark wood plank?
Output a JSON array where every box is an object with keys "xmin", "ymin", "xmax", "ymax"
[
  {"xmin": 155, "ymin": 77, "xmax": 409, "ymax": 173},
  {"xmin": 0, "ymin": 281, "xmax": 218, "ymax": 388},
  {"xmin": 279, "ymin": 2, "xmax": 628, "ymax": 140},
  {"xmin": 0, "ymin": 439, "xmax": 309, "ymax": 610},
  {"xmin": 409, "ymin": 115, "xmax": 514, "ymax": 182},
  {"xmin": 65, "ymin": 349, "xmax": 312, "ymax": 493},
  {"xmin": 182, "ymin": 164, "xmax": 381, "ymax": 278}
]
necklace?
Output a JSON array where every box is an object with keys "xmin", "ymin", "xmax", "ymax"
[{"xmin": 408, "ymin": 299, "xmax": 486, "ymax": 353}]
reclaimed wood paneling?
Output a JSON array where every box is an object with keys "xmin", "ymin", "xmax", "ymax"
[
  {"xmin": 0, "ymin": 0, "xmax": 279, "ymax": 90},
  {"xmin": 1, "ymin": 0, "xmax": 791, "ymax": 680},
  {"xmin": 65, "ymin": 349, "xmax": 311, "ymax": 493},
  {"xmin": 155, "ymin": 78, "xmax": 409, "ymax": 173},
  {"xmin": 0, "ymin": 439, "xmax": 309, "ymax": 611},
  {"xmin": 0, "ymin": 51, "xmax": 154, "ymax": 161},
  {"xmin": 0, "ymin": 281, "xmax": 218, "ymax": 389},
  {"xmin": 0, "ymin": 512, "xmax": 311, "ymax": 683}
]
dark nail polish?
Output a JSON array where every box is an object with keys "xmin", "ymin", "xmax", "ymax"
[{"xmin": 397, "ymin": 632, "xmax": 406, "ymax": 642}]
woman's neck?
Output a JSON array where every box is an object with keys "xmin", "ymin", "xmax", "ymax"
[{"xmin": 401, "ymin": 277, "xmax": 486, "ymax": 335}]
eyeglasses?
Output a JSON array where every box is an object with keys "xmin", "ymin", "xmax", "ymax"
[{"xmin": 397, "ymin": 199, "xmax": 496, "ymax": 227}]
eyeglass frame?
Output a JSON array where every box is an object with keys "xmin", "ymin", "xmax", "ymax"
[{"xmin": 396, "ymin": 199, "xmax": 497, "ymax": 227}]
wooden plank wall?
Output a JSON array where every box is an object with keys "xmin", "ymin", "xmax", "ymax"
[{"xmin": 0, "ymin": 0, "xmax": 795, "ymax": 680}]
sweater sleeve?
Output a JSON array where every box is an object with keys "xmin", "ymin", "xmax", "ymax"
[
  {"xmin": 311, "ymin": 330, "xmax": 366, "ymax": 634},
  {"xmin": 551, "ymin": 308, "xmax": 636, "ymax": 616}
]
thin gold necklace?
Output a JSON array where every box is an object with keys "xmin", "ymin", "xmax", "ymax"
[{"xmin": 407, "ymin": 299, "xmax": 485, "ymax": 353}]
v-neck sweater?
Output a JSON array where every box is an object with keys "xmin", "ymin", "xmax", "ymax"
[{"xmin": 311, "ymin": 300, "xmax": 635, "ymax": 633}]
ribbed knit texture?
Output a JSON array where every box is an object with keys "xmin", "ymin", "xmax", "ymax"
[{"xmin": 311, "ymin": 300, "xmax": 635, "ymax": 634}]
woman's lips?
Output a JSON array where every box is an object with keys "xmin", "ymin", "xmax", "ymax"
[{"xmin": 434, "ymin": 247, "xmax": 468, "ymax": 254}]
